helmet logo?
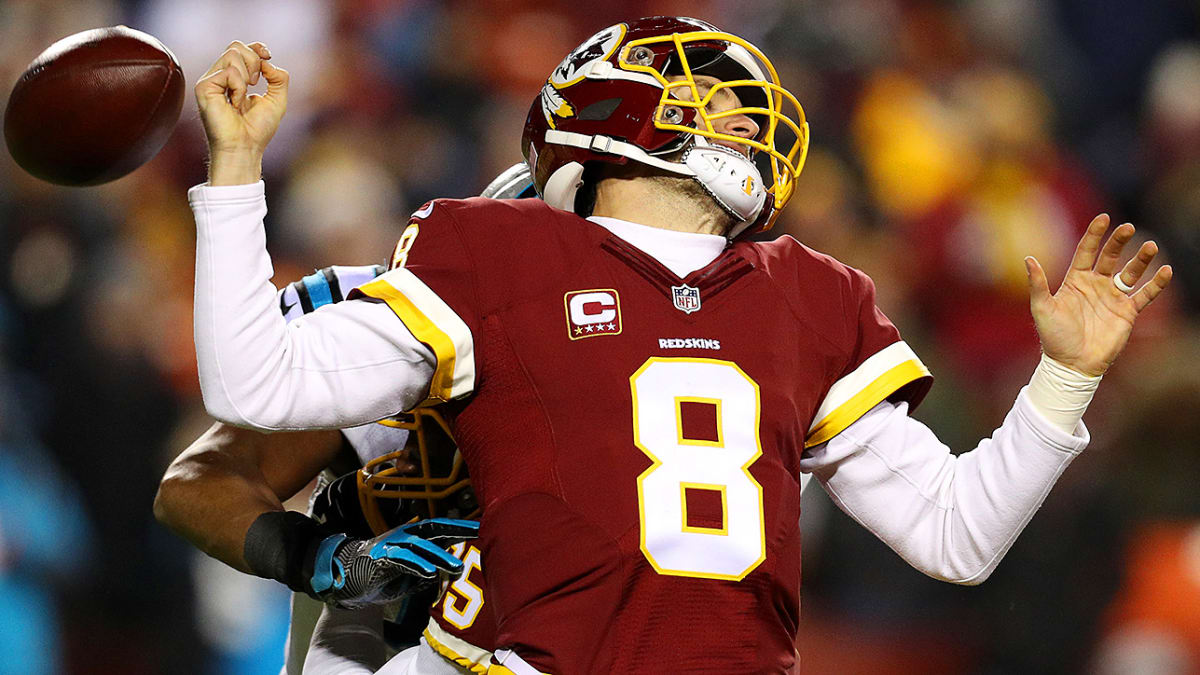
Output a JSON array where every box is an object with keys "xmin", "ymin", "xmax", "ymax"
[
  {"xmin": 742, "ymin": 176, "xmax": 755, "ymax": 196},
  {"xmin": 551, "ymin": 24, "xmax": 626, "ymax": 88},
  {"xmin": 540, "ymin": 23, "xmax": 627, "ymax": 128},
  {"xmin": 539, "ymin": 85, "xmax": 575, "ymax": 129}
]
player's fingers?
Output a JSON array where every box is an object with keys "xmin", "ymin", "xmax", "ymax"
[
  {"xmin": 247, "ymin": 41, "xmax": 272, "ymax": 61},
  {"xmin": 1132, "ymin": 265, "xmax": 1173, "ymax": 313},
  {"xmin": 199, "ymin": 53, "xmax": 226, "ymax": 79},
  {"xmin": 195, "ymin": 67, "xmax": 236, "ymax": 109},
  {"xmin": 411, "ymin": 518, "xmax": 480, "ymax": 544},
  {"xmin": 208, "ymin": 48, "xmax": 252, "ymax": 91},
  {"xmin": 224, "ymin": 65, "xmax": 248, "ymax": 109},
  {"xmin": 379, "ymin": 548, "xmax": 441, "ymax": 578},
  {"xmin": 225, "ymin": 40, "xmax": 262, "ymax": 85},
  {"xmin": 1094, "ymin": 222, "xmax": 1135, "ymax": 276},
  {"xmin": 1115, "ymin": 240, "xmax": 1157, "ymax": 292},
  {"xmin": 1025, "ymin": 256, "xmax": 1051, "ymax": 307},
  {"xmin": 398, "ymin": 538, "xmax": 466, "ymax": 575},
  {"xmin": 1068, "ymin": 214, "xmax": 1110, "ymax": 271},
  {"xmin": 260, "ymin": 61, "xmax": 289, "ymax": 109},
  {"xmin": 243, "ymin": 92, "xmax": 262, "ymax": 113}
]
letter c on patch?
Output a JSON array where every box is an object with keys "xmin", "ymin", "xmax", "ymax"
[{"xmin": 569, "ymin": 291, "xmax": 616, "ymax": 325}]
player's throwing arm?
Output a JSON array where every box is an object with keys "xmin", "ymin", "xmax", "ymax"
[{"xmin": 191, "ymin": 41, "xmax": 437, "ymax": 430}]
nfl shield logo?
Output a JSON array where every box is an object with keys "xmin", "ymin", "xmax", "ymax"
[{"xmin": 671, "ymin": 284, "xmax": 702, "ymax": 314}]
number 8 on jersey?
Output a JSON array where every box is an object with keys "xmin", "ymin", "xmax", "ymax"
[{"xmin": 631, "ymin": 357, "xmax": 766, "ymax": 580}]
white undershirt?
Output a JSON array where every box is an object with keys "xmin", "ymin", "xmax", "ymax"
[
  {"xmin": 587, "ymin": 215, "xmax": 726, "ymax": 277},
  {"xmin": 192, "ymin": 181, "xmax": 1090, "ymax": 585}
]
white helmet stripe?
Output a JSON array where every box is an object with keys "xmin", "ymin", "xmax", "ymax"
[
  {"xmin": 544, "ymin": 129, "xmax": 694, "ymax": 177},
  {"xmin": 720, "ymin": 43, "xmax": 768, "ymax": 83}
]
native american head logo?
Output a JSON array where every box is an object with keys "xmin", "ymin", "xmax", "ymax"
[{"xmin": 540, "ymin": 23, "xmax": 627, "ymax": 127}]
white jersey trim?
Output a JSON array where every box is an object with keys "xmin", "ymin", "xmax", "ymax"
[{"xmin": 807, "ymin": 341, "xmax": 929, "ymax": 447}]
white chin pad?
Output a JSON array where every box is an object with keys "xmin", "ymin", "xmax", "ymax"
[{"xmin": 683, "ymin": 144, "xmax": 767, "ymax": 223}]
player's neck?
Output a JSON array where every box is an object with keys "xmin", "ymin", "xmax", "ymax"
[{"xmin": 591, "ymin": 175, "xmax": 733, "ymax": 237}]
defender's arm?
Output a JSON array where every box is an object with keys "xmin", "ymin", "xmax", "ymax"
[{"xmin": 154, "ymin": 423, "xmax": 343, "ymax": 573}]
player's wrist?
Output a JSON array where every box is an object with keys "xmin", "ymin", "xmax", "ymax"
[
  {"xmin": 309, "ymin": 532, "xmax": 352, "ymax": 597},
  {"xmin": 242, "ymin": 510, "xmax": 337, "ymax": 596},
  {"xmin": 1042, "ymin": 352, "xmax": 1108, "ymax": 378},
  {"xmin": 1026, "ymin": 353, "xmax": 1102, "ymax": 434},
  {"xmin": 207, "ymin": 149, "xmax": 264, "ymax": 186}
]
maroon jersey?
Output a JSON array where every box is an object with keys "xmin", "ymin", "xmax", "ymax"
[{"xmin": 353, "ymin": 198, "xmax": 931, "ymax": 673}]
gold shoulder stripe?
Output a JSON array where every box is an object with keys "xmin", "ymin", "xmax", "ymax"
[
  {"xmin": 806, "ymin": 341, "xmax": 930, "ymax": 447},
  {"xmin": 806, "ymin": 359, "xmax": 929, "ymax": 447},
  {"xmin": 357, "ymin": 277, "xmax": 456, "ymax": 404},
  {"xmin": 354, "ymin": 268, "xmax": 475, "ymax": 406}
]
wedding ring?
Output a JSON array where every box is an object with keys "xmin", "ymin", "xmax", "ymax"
[{"xmin": 1113, "ymin": 274, "xmax": 1135, "ymax": 293}]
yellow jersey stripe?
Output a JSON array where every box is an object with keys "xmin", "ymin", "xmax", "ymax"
[
  {"xmin": 806, "ymin": 358, "xmax": 930, "ymax": 447},
  {"xmin": 809, "ymin": 341, "xmax": 924, "ymax": 425},
  {"xmin": 357, "ymin": 277, "xmax": 457, "ymax": 403},
  {"xmin": 422, "ymin": 620, "xmax": 490, "ymax": 674},
  {"xmin": 354, "ymin": 268, "xmax": 476, "ymax": 404}
]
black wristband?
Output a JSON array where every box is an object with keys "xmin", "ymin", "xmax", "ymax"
[{"xmin": 243, "ymin": 510, "xmax": 335, "ymax": 596}]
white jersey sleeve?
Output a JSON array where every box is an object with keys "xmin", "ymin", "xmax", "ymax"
[
  {"xmin": 191, "ymin": 181, "xmax": 435, "ymax": 430},
  {"xmin": 801, "ymin": 387, "xmax": 1089, "ymax": 584}
]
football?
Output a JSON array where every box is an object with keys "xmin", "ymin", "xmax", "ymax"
[{"xmin": 3, "ymin": 26, "xmax": 185, "ymax": 186}]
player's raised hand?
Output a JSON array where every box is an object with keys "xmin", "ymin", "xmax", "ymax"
[
  {"xmin": 1025, "ymin": 214, "xmax": 1172, "ymax": 376},
  {"xmin": 194, "ymin": 41, "xmax": 288, "ymax": 183}
]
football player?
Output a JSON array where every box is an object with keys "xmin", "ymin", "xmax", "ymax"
[{"xmin": 188, "ymin": 17, "xmax": 1171, "ymax": 673}]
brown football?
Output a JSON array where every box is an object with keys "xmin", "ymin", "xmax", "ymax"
[{"xmin": 4, "ymin": 26, "xmax": 185, "ymax": 186}]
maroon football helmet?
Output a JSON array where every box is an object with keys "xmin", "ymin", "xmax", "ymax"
[{"xmin": 520, "ymin": 16, "xmax": 809, "ymax": 237}]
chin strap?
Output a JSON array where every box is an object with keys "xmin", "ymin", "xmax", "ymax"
[
  {"xmin": 544, "ymin": 129, "xmax": 693, "ymax": 176},
  {"xmin": 681, "ymin": 142, "xmax": 767, "ymax": 223},
  {"xmin": 542, "ymin": 130, "xmax": 769, "ymax": 227}
]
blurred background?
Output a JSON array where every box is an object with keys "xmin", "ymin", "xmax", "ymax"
[{"xmin": 0, "ymin": 0, "xmax": 1197, "ymax": 673}]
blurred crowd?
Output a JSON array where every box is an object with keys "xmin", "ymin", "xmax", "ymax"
[{"xmin": 0, "ymin": 0, "xmax": 1197, "ymax": 673}]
